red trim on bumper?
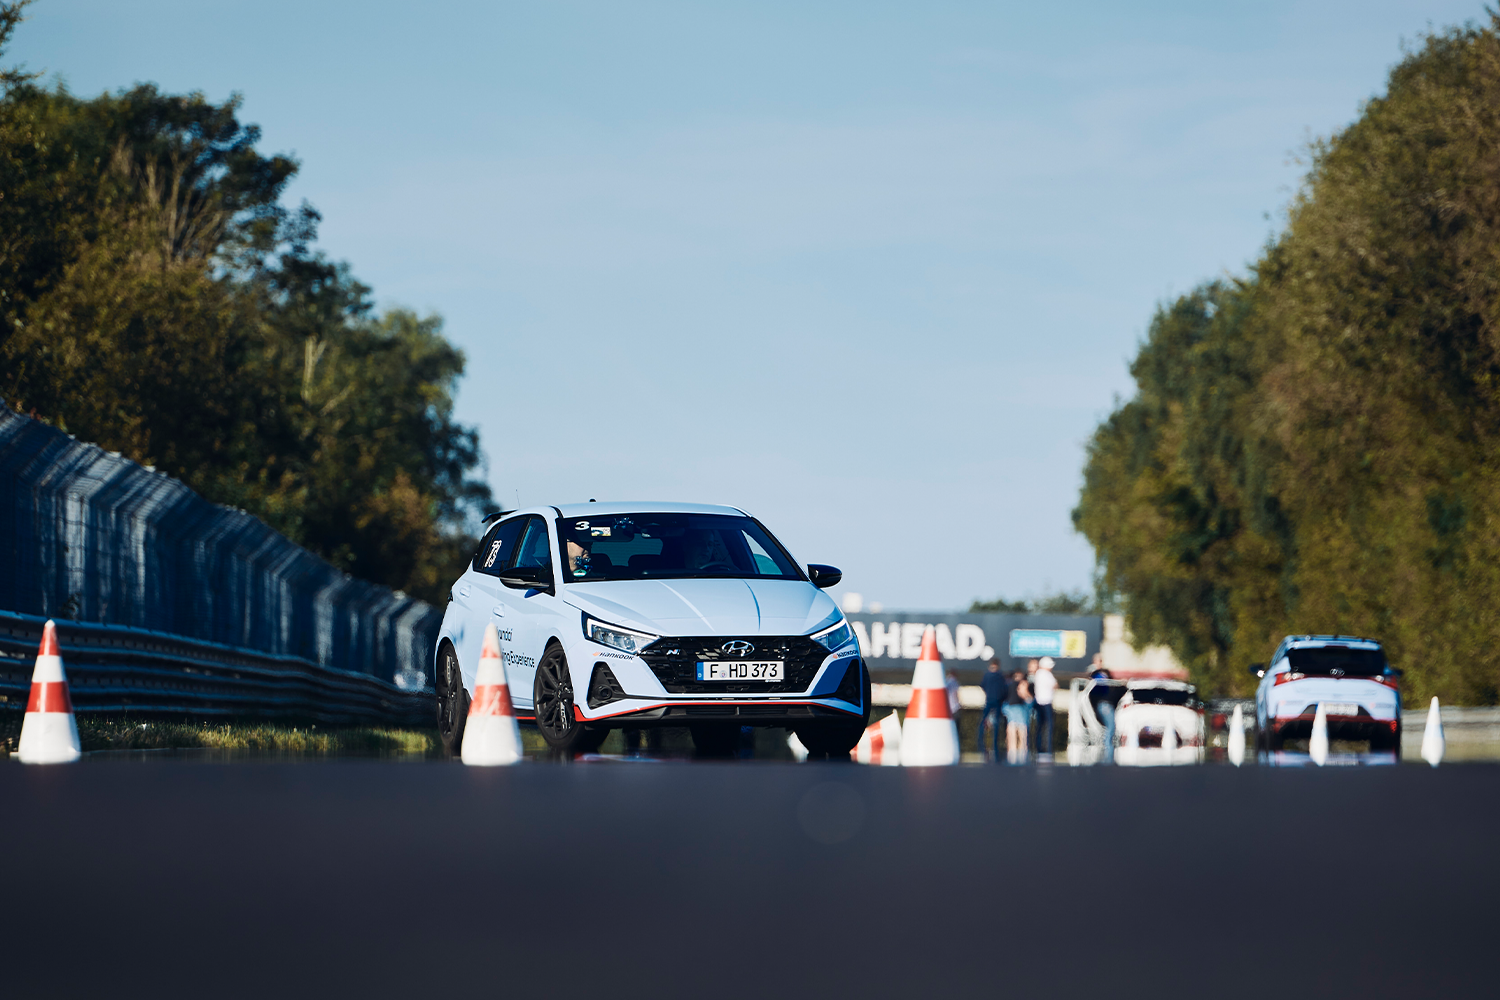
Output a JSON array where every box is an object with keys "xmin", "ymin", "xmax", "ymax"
[{"xmin": 579, "ymin": 698, "xmax": 859, "ymax": 722}]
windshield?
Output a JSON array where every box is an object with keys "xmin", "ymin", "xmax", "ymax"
[
  {"xmin": 1286, "ymin": 646, "xmax": 1387, "ymax": 676},
  {"xmin": 555, "ymin": 513, "xmax": 803, "ymax": 583},
  {"xmin": 1127, "ymin": 688, "xmax": 1196, "ymax": 707}
]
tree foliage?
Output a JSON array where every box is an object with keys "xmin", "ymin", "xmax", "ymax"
[
  {"xmin": 1075, "ymin": 19, "xmax": 1500, "ymax": 704},
  {"xmin": 0, "ymin": 3, "xmax": 492, "ymax": 604},
  {"xmin": 969, "ymin": 590, "xmax": 1108, "ymax": 615}
]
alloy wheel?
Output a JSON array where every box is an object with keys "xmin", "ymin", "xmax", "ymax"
[{"xmin": 536, "ymin": 649, "xmax": 574, "ymax": 743}]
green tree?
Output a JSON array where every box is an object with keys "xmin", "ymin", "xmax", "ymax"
[
  {"xmin": 0, "ymin": 2, "xmax": 493, "ymax": 605},
  {"xmin": 1076, "ymin": 18, "xmax": 1500, "ymax": 704}
]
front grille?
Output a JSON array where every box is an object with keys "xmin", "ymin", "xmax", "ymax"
[{"xmin": 638, "ymin": 635, "xmax": 829, "ymax": 694}]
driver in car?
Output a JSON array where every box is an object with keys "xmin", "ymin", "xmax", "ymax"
[
  {"xmin": 565, "ymin": 527, "xmax": 594, "ymax": 577},
  {"xmin": 682, "ymin": 528, "xmax": 733, "ymax": 571}
]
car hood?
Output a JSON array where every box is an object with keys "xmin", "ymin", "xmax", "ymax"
[{"xmin": 561, "ymin": 578, "xmax": 840, "ymax": 637}]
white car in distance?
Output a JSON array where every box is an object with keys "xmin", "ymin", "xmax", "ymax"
[
  {"xmin": 1113, "ymin": 680, "xmax": 1206, "ymax": 766},
  {"xmin": 1253, "ymin": 635, "xmax": 1401, "ymax": 752}
]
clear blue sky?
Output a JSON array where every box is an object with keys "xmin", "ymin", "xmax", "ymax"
[{"xmin": 14, "ymin": 0, "xmax": 1489, "ymax": 610}]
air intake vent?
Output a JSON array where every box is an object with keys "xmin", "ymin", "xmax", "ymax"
[
  {"xmin": 833, "ymin": 657, "xmax": 864, "ymax": 706},
  {"xmin": 587, "ymin": 662, "xmax": 625, "ymax": 708}
]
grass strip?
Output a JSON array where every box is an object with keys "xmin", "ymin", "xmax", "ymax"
[{"xmin": 71, "ymin": 716, "xmax": 443, "ymax": 756}]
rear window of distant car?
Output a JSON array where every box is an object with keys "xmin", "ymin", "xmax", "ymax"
[
  {"xmin": 1285, "ymin": 646, "xmax": 1387, "ymax": 676},
  {"xmin": 1127, "ymin": 687, "xmax": 1196, "ymax": 707}
]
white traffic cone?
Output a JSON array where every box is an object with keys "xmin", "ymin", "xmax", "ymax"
[
  {"xmin": 17, "ymin": 620, "xmax": 81, "ymax": 764},
  {"xmin": 854, "ymin": 711, "xmax": 902, "ymax": 765},
  {"xmin": 787, "ymin": 731, "xmax": 809, "ymax": 761},
  {"xmin": 1421, "ymin": 696, "xmax": 1445, "ymax": 767},
  {"xmin": 1227, "ymin": 705, "xmax": 1245, "ymax": 767},
  {"xmin": 1162, "ymin": 717, "xmax": 1178, "ymax": 754},
  {"xmin": 460, "ymin": 623, "xmax": 522, "ymax": 766},
  {"xmin": 1309, "ymin": 702, "xmax": 1328, "ymax": 766},
  {"xmin": 900, "ymin": 627, "xmax": 960, "ymax": 766}
]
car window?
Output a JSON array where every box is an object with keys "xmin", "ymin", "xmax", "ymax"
[
  {"xmin": 514, "ymin": 517, "xmax": 552, "ymax": 570},
  {"xmin": 744, "ymin": 533, "xmax": 781, "ymax": 575},
  {"xmin": 1285, "ymin": 646, "xmax": 1386, "ymax": 676},
  {"xmin": 473, "ymin": 517, "xmax": 525, "ymax": 576},
  {"xmin": 1127, "ymin": 687, "xmax": 1196, "ymax": 707},
  {"xmin": 554, "ymin": 512, "xmax": 802, "ymax": 582}
]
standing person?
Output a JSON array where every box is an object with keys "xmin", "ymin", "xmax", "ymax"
[
  {"xmin": 945, "ymin": 665, "xmax": 962, "ymax": 719},
  {"xmin": 1024, "ymin": 658, "xmax": 1039, "ymax": 749},
  {"xmin": 1003, "ymin": 669, "xmax": 1032, "ymax": 762},
  {"xmin": 1085, "ymin": 654, "xmax": 1118, "ymax": 763},
  {"xmin": 978, "ymin": 658, "xmax": 1007, "ymax": 760},
  {"xmin": 1032, "ymin": 656, "xmax": 1058, "ymax": 755}
]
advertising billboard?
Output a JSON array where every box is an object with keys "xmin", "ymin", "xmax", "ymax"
[{"xmin": 844, "ymin": 611, "xmax": 1102, "ymax": 682}]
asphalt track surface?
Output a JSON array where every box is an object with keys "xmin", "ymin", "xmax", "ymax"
[{"xmin": 2, "ymin": 759, "xmax": 1496, "ymax": 999}]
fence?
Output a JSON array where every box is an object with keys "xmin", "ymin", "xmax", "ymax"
[{"xmin": 0, "ymin": 405, "xmax": 438, "ymax": 726}]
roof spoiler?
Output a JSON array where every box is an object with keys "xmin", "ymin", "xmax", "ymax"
[{"xmin": 481, "ymin": 510, "xmax": 506, "ymax": 525}]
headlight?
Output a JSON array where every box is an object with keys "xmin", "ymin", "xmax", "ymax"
[
  {"xmin": 584, "ymin": 615, "xmax": 659, "ymax": 655},
  {"xmin": 811, "ymin": 619, "xmax": 855, "ymax": 652}
]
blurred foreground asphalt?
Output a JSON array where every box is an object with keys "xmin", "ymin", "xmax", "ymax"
[{"xmin": 1, "ymin": 760, "xmax": 1495, "ymax": 998}]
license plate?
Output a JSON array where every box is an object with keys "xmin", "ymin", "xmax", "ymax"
[
  {"xmin": 1322, "ymin": 703, "xmax": 1359, "ymax": 717},
  {"xmin": 696, "ymin": 660, "xmax": 783, "ymax": 681}
]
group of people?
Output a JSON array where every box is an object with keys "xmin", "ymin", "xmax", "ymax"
[{"xmin": 976, "ymin": 653, "xmax": 1120, "ymax": 762}]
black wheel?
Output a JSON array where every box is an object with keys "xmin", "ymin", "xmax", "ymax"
[
  {"xmin": 533, "ymin": 644, "xmax": 608, "ymax": 753},
  {"xmin": 435, "ymin": 641, "xmax": 468, "ymax": 756},
  {"xmin": 796, "ymin": 660, "xmax": 871, "ymax": 759},
  {"xmin": 689, "ymin": 724, "xmax": 741, "ymax": 758}
]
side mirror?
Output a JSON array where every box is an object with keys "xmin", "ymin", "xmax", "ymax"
[
  {"xmin": 807, "ymin": 564, "xmax": 842, "ymax": 589},
  {"xmin": 1249, "ymin": 663, "xmax": 1265, "ymax": 678},
  {"xmin": 501, "ymin": 565, "xmax": 553, "ymax": 594}
]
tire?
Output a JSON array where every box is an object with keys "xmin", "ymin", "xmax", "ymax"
[
  {"xmin": 795, "ymin": 659, "xmax": 871, "ymax": 759},
  {"xmin": 533, "ymin": 644, "xmax": 608, "ymax": 753},
  {"xmin": 435, "ymin": 641, "xmax": 468, "ymax": 756}
]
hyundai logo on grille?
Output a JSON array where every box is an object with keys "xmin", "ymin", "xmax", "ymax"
[{"xmin": 721, "ymin": 640, "xmax": 755, "ymax": 657}]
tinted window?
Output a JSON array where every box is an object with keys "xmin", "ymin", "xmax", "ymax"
[
  {"xmin": 1127, "ymin": 688, "xmax": 1195, "ymax": 707},
  {"xmin": 1286, "ymin": 646, "xmax": 1387, "ymax": 675},
  {"xmin": 514, "ymin": 517, "xmax": 552, "ymax": 570},
  {"xmin": 555, "ymin": 512, "xmax": 802, "ymax": 582},
  {"xmin": 473, "ymin": 518, "xmax": 525, "ymax": 576}
]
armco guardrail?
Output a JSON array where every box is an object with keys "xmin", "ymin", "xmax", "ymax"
[
  {"xmin": 0, "ymin": 612, "xmax": 428, "ymax": 724},
  {"xmin": 0, "ymin": 405, "xmax": 439, "ymax": 725}
]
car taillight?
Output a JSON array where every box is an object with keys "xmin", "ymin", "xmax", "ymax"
[
  {"xmin": 1375, "ymin": 675, "xmax": 1400, "ymax": 689},
  {"xmin": 1273, "ymin": 672, "xmax": 1305, "ymax": 685}
]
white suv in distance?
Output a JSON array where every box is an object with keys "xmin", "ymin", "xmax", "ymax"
[
  {"xmin": 434, "ymin": 502, "xmax": 868, "ymax": 757},
  {"xmin": 1253, "ymin": 635, "xmax": 1402, "ymax": 751}
]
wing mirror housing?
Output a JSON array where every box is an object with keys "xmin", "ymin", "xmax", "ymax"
[
  {"xmin": 807, "ymin": 564, "xmax": 842, "ymax": 589},
  {"xmin": 1249, "ymin": 663, "xmax": 1265, "ymax": 679},
  {"xmin": 500, "ymin": 565, "xmax": 554, "ymax": 594}
]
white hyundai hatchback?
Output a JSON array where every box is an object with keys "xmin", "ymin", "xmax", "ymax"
[
  {"xmin": 434, "ymin": 502, "xmax": 869, "ymax": 757},
  {"xmin": 1253, "ymin": 635, "xmax": 1403, "ymax": 751}
]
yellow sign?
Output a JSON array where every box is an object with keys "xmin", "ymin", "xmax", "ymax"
[{"xmin": 1060, "ymin": 630, "xmax": 1087, "ymax": 658}]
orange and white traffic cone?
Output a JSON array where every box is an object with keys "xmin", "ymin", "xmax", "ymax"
[
  {"xmin": 853, "ymin": 710, "xmax": 903, "ymax": 765},
  {"xmin": 900, "ymin": 626, "xmax": 959, "ymax": 766},
  {"xmin": 460, "ymin": 622, "xmax": 522, "ymax": 766},
  {"xmin": 17, "ymin": 620, "xmax": 81, "ymax": 764}
]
